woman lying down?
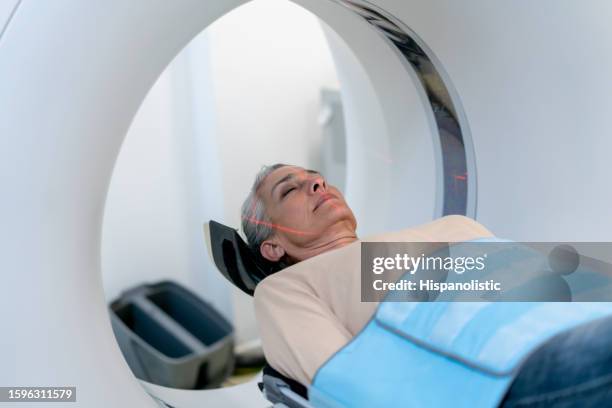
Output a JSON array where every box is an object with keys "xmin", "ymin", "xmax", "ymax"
[{"xmin": 242, "ymin": 164, "xmax": 612, "ymax": 407}]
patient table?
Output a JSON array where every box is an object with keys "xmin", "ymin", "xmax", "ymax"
[{"xmin": 206, "ymin": 220, "xmax": 612, "ymax": 408}]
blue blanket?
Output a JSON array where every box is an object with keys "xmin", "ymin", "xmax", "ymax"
[{"xmin": 309, "ymin": 240, "xmax": 612, "ymax": 407}]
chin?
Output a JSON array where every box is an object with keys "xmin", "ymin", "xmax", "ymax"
[{"xmin": 321, "ymin": 206, "xmax": 356, "ymax": 228}]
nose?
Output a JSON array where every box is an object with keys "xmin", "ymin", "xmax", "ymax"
[{"xmin": 310, "ymin": 175, "xmax": 327, "ymax": 194}]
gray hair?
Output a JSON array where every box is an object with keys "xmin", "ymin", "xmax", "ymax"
[{"xmin": 241, "ymin": 163, "xmax": 288, "ymax": 253}]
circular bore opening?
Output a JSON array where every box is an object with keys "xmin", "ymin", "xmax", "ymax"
[{"xmin": 101, "ymin": 0, "xmax": 475, "ymax": 396}]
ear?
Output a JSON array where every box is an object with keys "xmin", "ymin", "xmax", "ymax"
[{"xmin": 260, "ymin": 239, "xmax": 286, "ymax": 262}]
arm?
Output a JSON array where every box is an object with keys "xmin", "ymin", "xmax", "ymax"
[{"xmin": 254, "ymin": 275, "xmax": 352, "ymax": 386}]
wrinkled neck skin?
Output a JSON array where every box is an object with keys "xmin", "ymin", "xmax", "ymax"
[{"xmin": 281, "ymin": 220, "xmax": 358, "ymax": 264}]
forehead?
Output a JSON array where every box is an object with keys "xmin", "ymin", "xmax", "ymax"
[
  {"xmin": 260, "ymin": 166, "xmax": 302, "ymax": 193},
  {"xmin": 264, "ymin": 166, "xmax": 302, "ymax": 185},
  {"xmin": 259, "ymin": 166, "xmax": 317, "ymax": 196}
]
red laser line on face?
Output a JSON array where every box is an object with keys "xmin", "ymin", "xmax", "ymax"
[
  {"xmin": 242, "ymin": 216, "xmax": 317, "ymax": 236},
  {"xmin": 245, "ymin": 187, "xmax": 316, "ymax": 236}
]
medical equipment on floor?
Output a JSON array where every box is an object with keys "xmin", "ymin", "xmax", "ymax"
[{"xmin": 109, "ymin": 281, "xmax": 235, "ymax": 389}]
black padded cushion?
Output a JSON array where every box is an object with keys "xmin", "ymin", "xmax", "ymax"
[
  {"xmin": 261, "ymin": 363, "xmax": 308, "ymax": 399},
  {"xmin": 209, "ymin": 220, "xmax": 284, "ymax": 296}
]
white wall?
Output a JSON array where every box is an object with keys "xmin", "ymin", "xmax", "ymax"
[
  {"xmin": 101, "ymin": 0, "xmax": 339, "ymax": 345},
  {"xmin": 209, "ymin": 0, "xmax": 341, "ymax": 217}
]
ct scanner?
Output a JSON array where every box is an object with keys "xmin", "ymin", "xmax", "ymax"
[{"xmin": 3, "ymin": 0, "xmax": 612, "ymax": 406}]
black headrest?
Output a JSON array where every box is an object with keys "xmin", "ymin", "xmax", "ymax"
[{"xmin": 207, "ymin": 220, "xmax": 284, "ymax": 296}]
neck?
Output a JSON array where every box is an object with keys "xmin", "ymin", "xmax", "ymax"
[
  {"xmin": 290, "ymin": 231, "xmax": 358, "ymax": 262},
  {"xmin": 308, "ymin": 234, "xmax": 358, "ymax": 252}
]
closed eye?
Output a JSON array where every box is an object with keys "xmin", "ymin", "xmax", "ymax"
[{"xmin": 282, "ymin": 187, "xmax": 295, "ymax": 198}]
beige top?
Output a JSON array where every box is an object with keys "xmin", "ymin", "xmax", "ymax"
[{"xmin": 253, "ymin": 215, "xmax": 494, "ymax": 385}]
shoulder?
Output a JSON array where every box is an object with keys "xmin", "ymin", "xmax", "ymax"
[
  {"xmin": 253, "ymin": 272, "xmax": 283, "ymax": 308},
  {"xmin": 433, "ymin": 215, "xmax": 495, "ymax": 238},
  {"xmin": 253, "ymin": 267, "xmax": 312, "ymax": 314},
  {"xmin": 365, "ymin": 215, "xmax": 494, "ymax": 242},
  {"xmin": 254, "ymin": 266, "xmax": 305, "ymax": 297}
]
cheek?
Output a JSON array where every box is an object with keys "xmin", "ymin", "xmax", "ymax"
[
  {"xmin": 328, "ymin": 188, "xmax": 348, "ymax": 207},
  {"xmin": 330, "ymin": 187, "xmax": 345, "ymax": 200},
  {"xmin": 276, "ymin": 199, "xmax": 310, "ymax": 225}
]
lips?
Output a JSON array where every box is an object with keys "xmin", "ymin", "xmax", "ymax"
[{"xmin": 314, "ymin": 193, "xmax": 336, "ymax": 212}]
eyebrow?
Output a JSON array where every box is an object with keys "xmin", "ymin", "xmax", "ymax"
[{"xmin": 270, "ymin": 169, "xmax": 321, "ymax": 198}]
